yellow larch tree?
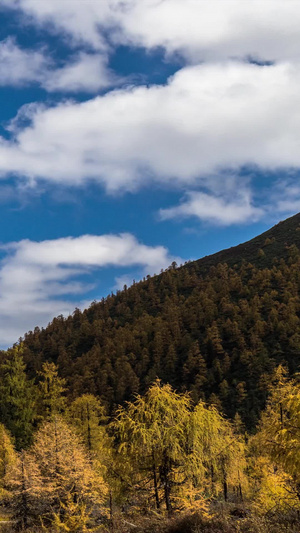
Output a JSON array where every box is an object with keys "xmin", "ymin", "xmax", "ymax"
[
  {"xmin": 9, "ymin": 416, "xmax": 108, "ymax": 531},
  {"xmin": 253, "ymin": 366, "xmax": 300, "ymax": 511}
]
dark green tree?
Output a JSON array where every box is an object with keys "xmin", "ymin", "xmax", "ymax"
[{"xmin": 0, "ymin": 346, "xmax": 37, "ymax": 449}]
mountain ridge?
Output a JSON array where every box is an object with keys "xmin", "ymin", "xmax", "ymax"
[
  {"xmin": 4, "ymin": 212, "xmax": 300, "ymax": 428},
  {"xmin": 192, "ymin": 211, "xmax": 300, "ymax": 270}
]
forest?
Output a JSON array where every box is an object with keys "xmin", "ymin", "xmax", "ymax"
[
  {"xmin": 0, "ymin": 349, "xmax": 299, "ymax": 532},
  {"xmin": 0, "ymin": 213, "xmax": 299, "ymax": 531},
  {"xmin": 15, "ymin": 212, "xmax": 300, "ymax": 428}
]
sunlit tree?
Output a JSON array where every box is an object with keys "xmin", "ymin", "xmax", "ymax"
[
  {"xmin": 38, "ymin": 361, "xmax": 67, "ymax": 417},
  {"xmin": 256, "ymin": 366, "xmax": 300, "ymax": 502},
  {"xmin": 9, "ymin": 417, "xmax": 108, "ymax": 530},
  {"xmin": 113, "ymin": 381, "xmax": 192, "ymax": 514},
  {"xmin": 0, "ymin": 424, "xmax": 17, "ymax": 500},
  {"xmin": 68, "ymin": 393, "xmax": 106, "ymax": 453}
]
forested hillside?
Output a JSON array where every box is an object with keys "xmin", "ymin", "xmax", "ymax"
[
  {"xmin": 6, "ymin": 212, "xmax": 300, "ymax": 428},
  {"xmin": 0, "ymin": 214, "xmax": 300, "ymax": 531}
]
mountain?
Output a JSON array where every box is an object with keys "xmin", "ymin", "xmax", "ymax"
[
  {"xmin": 9, "ymin": 213, "xmax": 300, "ymax": 427},
  {"xmin": 194, "ymin": 211, "xmax": 300, "ymax": 270}
]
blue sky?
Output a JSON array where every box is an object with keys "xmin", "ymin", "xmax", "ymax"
[{"xmin": 0, "ymin": 0, "xmax": 300, "ymax": 347}]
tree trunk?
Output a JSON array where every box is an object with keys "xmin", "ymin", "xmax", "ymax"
[
  {"xmin": 152, "ymin": 454, "xmax": 160, "ymax": 510},
  {"xmin": 87, "ymin": 404, "xmax": 91, "ymax": 452},
  {"xmin": 161, "ymin": 452, "xmax": 172, "ymax": 515},
  {"xmin": 223, "ymin": 479, "xmax": 228, "ymax": 502},
  {"xmin": 210, "ymin": 463, "xmax": 215, "ymax": 494},
  {"xmin": 20, "ymin": 452, "xmax": 28, "ymax": 530},
  {"xmin": 238, "ymin": 483, "xmax": 243, "ymax": 503},
  {"xmin": 109, "ymin": 490, "xmax": 114, "ymax": 532},
  {"xmin": 164, "ymin": 480, "xmax": 172, "ymax": 516}
]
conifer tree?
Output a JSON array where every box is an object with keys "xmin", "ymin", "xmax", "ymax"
[
  {"xmin": 7, "ymin": 449, "xmax": 43, "ymax": 530},
  {"xmin": 10, "ymin": 416, "xmax": 108, "ymax": 529},
  {"xmin": 38, "ymin": 361, "xmax": 67, "ymax": 417},
  {"xmin": 256, "ymin": 366, "xmax": 300, "ymax": 501},
  {"xmin": 190, "ymin": 402, "xmax": 247, "ymax": 501},
  {"xmin": 0, "ymin": 424, "xmax": 17, "ymax": 500},
  {"xmin": 113, "ymin": 381, "xmax": 192, "ymax": 514},
  {"xmin": 0, "ymin": 345, "xmax": 37, "ymax": 449},
  {"xmin": 68, "ymin": 393, "xmax": 107, "ymax": 453}
]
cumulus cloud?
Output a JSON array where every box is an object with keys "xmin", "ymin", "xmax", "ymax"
[
  {"xmin": 43, "ymin": 52, "xmax": 117, "ymax": 92},
  {"xmin": 2, "ymin": 2, "xmax": 300, "ymax": 230},
  {"xmin": 1, "ymin": 0, "xmax": 111, "ymax": 51},
  {"xmin": 159, "ymin": 190, "xmax": 263, "ymax": 226},
  {"xmin": 0, "ymin": 62, "xmax": 300, "ymax": 192},
  {"xmin": 0, "ymin": 233, "xmax": 178, "ymax": 347},
  {"xmin": 113, "ymin": 0, "xmax": 300, "ymax": 63},
  {"xmin": 0, "ymin": 37, "xmax": 47, "ymax": 87},
  {"xmin": 0, "ymin": 38, "xmax": 115, "ymax": 91},
  {"xmin": 3, "ymin": 0, "xmax": 300, "ymax": 62}
]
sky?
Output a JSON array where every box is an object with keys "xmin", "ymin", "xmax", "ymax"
[{"xmin": 0, "ymin": 1, "xmax": 300, "ymax": 347}]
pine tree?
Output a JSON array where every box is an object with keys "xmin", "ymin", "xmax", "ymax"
[{"xmin": 0, "ymin": 346, "xmax": 38, "ymax": 449}]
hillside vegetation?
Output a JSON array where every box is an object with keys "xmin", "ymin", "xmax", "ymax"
[
  {"xmin": 0, "ymin": 355, "xmax": 298, "ymax": 531},
  {"xmin": 9, "ymin": 212, "xmax": 300, "ymax": 429},
  {"xmin": 0, "ymin": 214, "xmax": 299, "ymax": 531}
]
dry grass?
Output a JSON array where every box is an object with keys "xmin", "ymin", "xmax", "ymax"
[
  {"xmin": 1, "ymin": 509, "xmax": 299, "ymax": 532},
  {"xmin": 106, "ymin": 509, "xmax": 300, "ymax": 533}
]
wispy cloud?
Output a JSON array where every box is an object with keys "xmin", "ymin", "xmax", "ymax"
[
  {"xmin": 43, "ymin": 52, "xmax": 118, "ymax": 93},
  {"xmin": 0, "ymin": 234, "xmax": 179, "ymax": 347},
  {"xmin": 159, "ymin": 190, "xmax": 263, "ymax": 226},
  {"xmin": 0, "ymin": 38, "xmax": 116, "ymax": 92},
  {"xmin": 267, "ymin": 178, "xmax": 300, "ymax": 217},
  {"xmin": 0, "ymin": 37, "xmax": 48, "ymax": 87}
]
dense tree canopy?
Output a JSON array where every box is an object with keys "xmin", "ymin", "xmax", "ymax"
[
  {"xmin": 0, "ymin": 353, "xmax": 297, "ymax": 531},
  {"xmin": 10, "ymin": 213, "xmax": 300, "ymax": 429},
  {"xmin": 0, "ymin": 215, "xmax": 298, "ymax": 530}
]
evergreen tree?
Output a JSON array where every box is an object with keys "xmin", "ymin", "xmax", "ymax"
[
  {"xmin": 38, "ymin": 361, "xmax": 66, "ymax": 417},
  {"xmin": 0, "ymin": 346, "xmax": 37, "ymax": 449}
]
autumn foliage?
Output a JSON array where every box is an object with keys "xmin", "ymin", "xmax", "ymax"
[
  {"xmin": 0, "ymin": 352, "xmax": 297, "ymax": 531},
  {"xmin": 0, "ymin": 217, "xmax": 300, "ymax": 530}
]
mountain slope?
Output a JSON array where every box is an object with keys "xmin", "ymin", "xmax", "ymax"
[
  {"xmin": 9, "ymin": 213, "xmax": 300, "ymax": 427},
  {"xmin": 195, "ymin": 212, "xmax": 300, "ymax": 270}
]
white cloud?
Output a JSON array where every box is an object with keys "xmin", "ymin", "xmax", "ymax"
[
  {"xmin": 1, "ymin": 0, "xmax": 111, "ymax": 51},
  {"xmin": 0, "ymin": 233, "xmax": 178, "ymax": 347},
  {"xmin": 4, "ymin": 0, "xmax": 300, "ymax": 62},
  {"xmin": 159, "ymin": 190, "xmax": 264, "ymax": 226},
  {"xmin": 43, "ymin": 52, "xmax": 117, "ymax": 92},
  {"xmin": 267, "ymin": 179, "xmax": 300, "ymax": 217},
  {"xmin": 0, "ymin": 37, "xmax": 47, "ymax": 86},
  {"xmin": 0, "ymin": 62, "xmax": 300, "ymax": 192},
  {"xmin": 0, "ymin": 38, "xmax": 114, "ymax": 91},
  {"xmin": 113, "ymin": 0, "xmax": 300, "ymax": 63}
]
